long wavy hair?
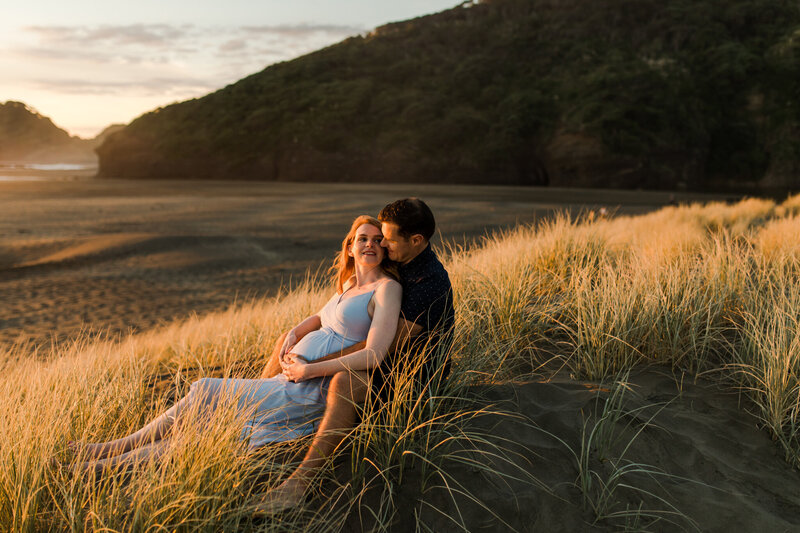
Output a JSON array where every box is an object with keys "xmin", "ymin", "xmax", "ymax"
[{"xmin": 330, "ymin": 215, "xmax": 398, "ymax": 293}]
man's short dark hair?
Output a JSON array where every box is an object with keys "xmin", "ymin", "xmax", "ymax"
[{"xmin": 378, "ymin": 198, "xmax": 436, "ymax": 241}]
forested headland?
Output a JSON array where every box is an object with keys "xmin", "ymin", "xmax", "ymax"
[{"xmin": 97, "ymin": 0, "xmax": 800, "ymax": 192}]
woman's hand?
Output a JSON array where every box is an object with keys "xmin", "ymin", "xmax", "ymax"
[
  {"xmin": 282, "ymin": 354, "xmax": 312, "ymax": 382},
  {"xmin": 278, "ymin": 330, "xmax": 298, "ymax": 362}
]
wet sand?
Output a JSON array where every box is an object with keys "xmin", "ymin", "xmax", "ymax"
[{"xmin": 0, "ymin": 178, "xmax": 735, "ymax": 349}]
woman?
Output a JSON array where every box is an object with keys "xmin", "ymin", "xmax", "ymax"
[{"xmin": 71, "ymin": 215, "xmax": 402, "ymax": 473}]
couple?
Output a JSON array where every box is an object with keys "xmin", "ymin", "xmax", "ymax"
[{"xmin": 73, "ymin": 198, "xmax": 455, "ymax": 514}]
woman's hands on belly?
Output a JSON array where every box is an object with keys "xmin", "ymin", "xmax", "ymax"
[{"xmin": 281, "ymin": 354, "xmax": 312, "ymax": 382}]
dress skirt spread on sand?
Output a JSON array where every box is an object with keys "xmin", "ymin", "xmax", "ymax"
[{"xmin": 186, "ymin": 288, "xmax": 375, "ymax": 449}]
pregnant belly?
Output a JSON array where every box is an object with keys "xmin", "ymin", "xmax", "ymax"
[{"xmin": 292, "ymin": 329, "xmax": 354, "ymax": 362}]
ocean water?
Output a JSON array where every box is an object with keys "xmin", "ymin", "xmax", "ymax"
[
  {"xmin": 0, "ymin": 175, "xmax": 52, "ymax": 182},
  {"xmin": 26, "ymin": 163, "xmax": 95, "ymax": 171},
  {"xmin": 0, "ymin": 162, "xmax": 97, "ymax": 181}
]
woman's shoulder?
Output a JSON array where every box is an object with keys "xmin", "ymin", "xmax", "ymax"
[{"xmin": 375, "ymin": 277, "xmax": 402, "ymax": 295}]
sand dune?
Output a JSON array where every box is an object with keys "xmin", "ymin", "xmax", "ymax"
[{"xmin": 400, "ymin": 370, "xmax": 800, "ymax": 531}]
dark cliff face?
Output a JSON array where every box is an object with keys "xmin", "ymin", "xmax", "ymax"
[
  {"xmin": 97, "ymin": 0, "xmax": 800, "ymax": 191},
  {"xmin": 0, "ymin": 101, "xmax": 97, "ymax": 163}
]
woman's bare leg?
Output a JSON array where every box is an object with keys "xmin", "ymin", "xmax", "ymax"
[
  {"xmin": 74, "ymin": 398, "xmax": 187, "ymax": 460},
  {"xmin": 79, "ymin": 439, "xmax": 171, "ymax": 476},
  {"xmin": 260, "ymin": 333, "xmax": 288, "ymax": 379},
  {"xmin": 253, "ymin": 369, "xmax": 370, "ymax": 514}
]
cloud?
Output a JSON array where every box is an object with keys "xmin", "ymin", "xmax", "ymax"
[
  {"xmin": 219, "ymin": 39, "xmax": 247, "ymax": 53},
  {"xmin": 29, "ymin": 76, "xmax": 217, "ymax": 97},
  {"xmin": 8, "ymin": 21, "xmax": 364, "ymax": 107},
  {"xmin": 14, "ymin": 24, "xmax": 204, "ymax": 70},
  {"xmin": 24, "ymin": 24, "xmax": 193, "ymax": 49},
  {"xmin": 21, "ymin": 22, "xmax": 361, "ymax": 57},
  {"xmin": 241, "ymin": 23, "xmax": 363, "ymax": 37},
  {"xmin": 12, "ymin": 45, "xmax": 112, "ymax": 63},
  {"xmin": 16, "ymin": 22, "xmax": 362, "ymax": 68}
]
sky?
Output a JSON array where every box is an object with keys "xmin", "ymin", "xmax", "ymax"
[{"xmin": 2, "ymin": 0, "xmax": 460, "ymax": 138}]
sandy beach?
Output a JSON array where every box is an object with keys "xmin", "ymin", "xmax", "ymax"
[{"xmin": 0, "ymin": 178, "xmax": 733, "ymax": 349}]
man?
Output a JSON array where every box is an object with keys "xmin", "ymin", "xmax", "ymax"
[
  {"xmin": 371, "ymin": 197, "xmax": 455, "ymax": 394},
  {"xmin": 254, "ymin": 197, "xmax": 454, "ymax": 513}
]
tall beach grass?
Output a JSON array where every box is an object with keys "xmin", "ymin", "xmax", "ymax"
[{"xmin": 2, "ymin": 192, "xmax": 800, "ymax": 529}]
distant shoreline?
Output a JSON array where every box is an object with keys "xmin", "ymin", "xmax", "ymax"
[
  {"xmin": 0, "ymin": 163, "xmax": 97, "ymax": 171},
  {"xmin": 0, "ymin": 162, "xmax": 97, "ymax": 182}
]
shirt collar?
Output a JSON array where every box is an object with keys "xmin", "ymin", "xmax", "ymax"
[{"xmin": 399, "ymin": 244, "xmax": 434, "ymax": 276}]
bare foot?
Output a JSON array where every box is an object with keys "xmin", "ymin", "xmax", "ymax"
[
  {"xmin": 69, "ymin": 441, "xmax": 123, "ymax": 461},
  {"xmin": 48, "ymin": 453, "xmax": 66, "ymax": 471},
  {"xmin": 49, "ymin": 442, "xmax": 81, "ymax": 469},
  {"xmin": 74, "ymin": 460, "xmax": 97, "ymax": 477},
  {"xmin": 251, "ymin": 478, "xmax": 308, "ymax": 516}
]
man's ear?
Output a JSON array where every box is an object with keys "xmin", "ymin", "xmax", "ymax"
[{"xmin": 410, "ymin": 234, "xmax": 425, "ymax": 247}]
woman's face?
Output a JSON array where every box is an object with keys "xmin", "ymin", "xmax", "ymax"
[{"xmin": 350, "ymin": 224, "xmax": 385, "ymax": 266}]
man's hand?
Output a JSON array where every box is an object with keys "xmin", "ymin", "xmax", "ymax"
[
  {"xmin": 391, "ymin": 318, "xmax": 423, "ymax": 352},
  {"xmin": 281, "ymin": 353, "xmax": 310, "ymax": 382}
]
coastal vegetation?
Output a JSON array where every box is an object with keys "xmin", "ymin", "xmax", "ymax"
[
  {"xmin": 2, "ymin": 193, "xmax": 800, "ymax": 530},
  {"xmin": 0, "ymin": 101, "xmax": 123, "ymax": 164},
  {"xmin": 97, "ymin": 0, "xmax": 800, "ymax": 191}
]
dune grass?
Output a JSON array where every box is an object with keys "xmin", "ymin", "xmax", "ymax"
[
  {"xmin": 572, "ymin": 373, "xmax": 700, "ymax": 530},
  {"xmin": 448, "ymin": 193, "xmax": 800, "ymax": 465},
  {"xmin": 2, "ymin": 192, "xmax": 800, "ymax": 530}
]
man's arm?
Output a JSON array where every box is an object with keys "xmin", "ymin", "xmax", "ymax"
[
  {"xmin": 390, "ymin": 317, "xmax": 423, "ymax": 353},
  {"xmin": 310, "ymin": 341, "xmax": 366, "ymax": 363},
  {"xmin": 300, "ymin": 317, "xmax": 422, "ymax": 365}
]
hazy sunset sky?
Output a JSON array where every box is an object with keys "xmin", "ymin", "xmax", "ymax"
[{"xmin": 2, "ymin": 0, "xmax": 458, "ymax": 138}]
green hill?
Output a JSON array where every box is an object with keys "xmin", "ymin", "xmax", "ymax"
[
  {"xmin": 97, "ymin": 0, "xmax": 800, "ymax": 191},
  {"xmin": 0, "ymin": 101, "xmax": 99, "ymax": 164}
]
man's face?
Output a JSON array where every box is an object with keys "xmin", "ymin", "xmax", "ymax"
[{"xmin": 380, "ymin": 222, "xmax": 414, "ymax": 264}]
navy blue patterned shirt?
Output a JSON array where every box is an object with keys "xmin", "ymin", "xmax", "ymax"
[
  {"xmin": 399, "ymin": 244, "xmax": 454, "ymax": 338},
  {"xmin": 376, "ymin": 244, "xmax": 454, "ymax": 391}
]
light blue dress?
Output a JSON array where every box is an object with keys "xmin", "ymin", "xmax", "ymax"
[{"xmin": 187, "ymin": 288, "xmax": 375, "ymax": 448}]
